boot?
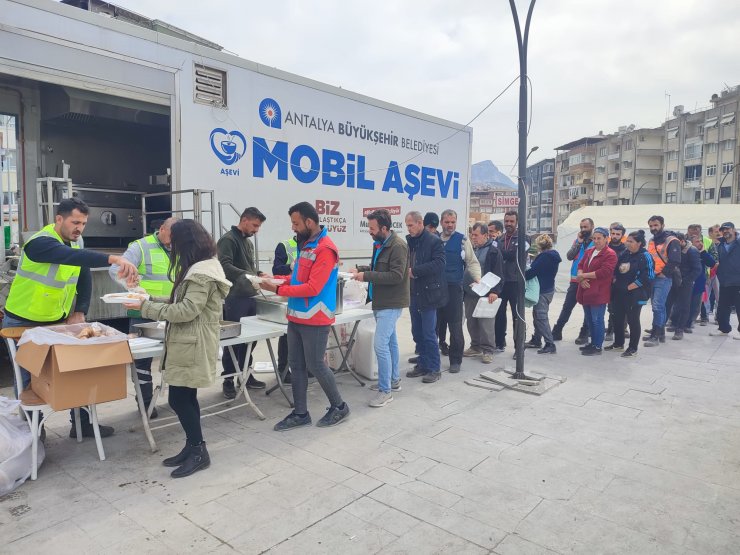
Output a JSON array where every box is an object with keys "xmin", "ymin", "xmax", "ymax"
[
  {"xmin": 574, "ymin": 331, "xmax": 589, "ymax": 345},
  {"xmin": 162, "ymin": 442, "xmax": 191, "ymax": 467},
  {"xmin": 552, "ymin": 325, "xmax": 563, "ymax": 341},
  {"xmin": 672, "ymin": 328, "xmax": 684, "ymax": 341},
  {"xmin": 642, "ymin": 327, "xmax": 655, "ymax": 341},
  {"xmin": 643, "ymin": 330, "xmax": 660, "ymax": 347},
  {"xmin": 658, "ymin": 326, "xmax": 666, "ymax": 343},
  {"xmin": 171, "ymin": 442, "xmax": 210, "ymax": 478}
]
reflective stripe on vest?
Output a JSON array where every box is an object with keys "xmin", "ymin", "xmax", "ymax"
[
  {"xmin": 135, "ymin": 234, "xmax": 173, "ymax": 296},
  {"xmin": 647, "ymin": 236, "xmax": 678, "ymax": 275},
  {"xmin": 5, "ymin": 224, "xmax": 81, "ymax": 322},
  {"xmin": 282, "ymin": 239, "xmax": 297, "ymax": 266}
]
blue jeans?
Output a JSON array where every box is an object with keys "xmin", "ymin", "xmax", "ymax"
[
  {"xmin": 373, "ymin": 308, "xmax": 402, "ymax": 393},
  {"xmin": 651, "ymin": 276, "xmax": 673, "ymax": 328},
  {"xmin": 2, "ymin": 313, "xmax": 87, "ymax": 424},
  {"xmin": 409, "ymin": 298, "xmax": 440, "ymax": 373},
  {"xmin": 583, "ymin": 304, "xmax": 607, "ymax": 348}
]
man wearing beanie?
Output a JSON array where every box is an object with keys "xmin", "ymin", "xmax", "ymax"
[{"xmin": 424, "ymin": 212, "xmax": 440, "ymax": 236}]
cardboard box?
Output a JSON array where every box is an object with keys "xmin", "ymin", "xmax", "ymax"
[{"xmin": 15, "ymin": 337, "xmax": 132, "ymax": 411}]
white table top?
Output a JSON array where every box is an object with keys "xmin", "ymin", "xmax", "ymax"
[
  {"xmin": 248, "ymin": 307, "xmax": 374, "ymax": 328},
  {"xmin": 129, "ymin": 318, "xmax": 286, "ymax": 360}
]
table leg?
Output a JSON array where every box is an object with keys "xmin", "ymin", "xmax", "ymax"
[
  {"xmin": 131, "ymin": 363, "xmax": 158, "ymax": 452},
  {"xmin": 227, "ymin": 344, "xmax": 266, "ymax": 420},
  {"xmin": 330, "ymin": 323, "xmax": 365, "ymax": 386},
  {"xmin": 264, "ymin": 338, "xmax": 293, "ymax": 407}
]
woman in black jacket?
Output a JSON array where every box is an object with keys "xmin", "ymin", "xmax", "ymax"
[{"xmin": 605, "ymin": 230, "xmax": 655, "ymax": 357}]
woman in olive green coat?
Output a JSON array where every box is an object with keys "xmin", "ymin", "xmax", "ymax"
[{"xmin": 126, "ymin": 220, "xmax": 231, "ymax": 478}]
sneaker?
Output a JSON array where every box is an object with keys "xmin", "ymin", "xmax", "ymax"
[
  {"xmin": 643, "ymin": 335, "xmax": 660, "ymax": 347},
  {"xmin": 449, "ymin": 363, "xmax": 461, "ymax": 374},
  {"xmin": 621, "ymin": 348, "xmax": 637, "ymax": 358},
  {"xmin": 666, "ymin": 325, "xmax": 676, "ymax": 333},
  {"xmin": 732, "ymin": 331, "xmax": 740, "ymax": 340},
  {"xmin": 406, "ymin": 366, "xmax": 426, "ymax": 378},
  {"xmin": 699, "ymin": 319, "xmax": 709, "ymax": 327},
  {"xmin": 439, "ymin": 343, "xmax": 450, "ymax": 356},
  {"xmin": 69, "ymin": 423, "xmax": 114, "ymax": 439},
  {"xmin": 574, "ymin": 335, "xmax": 589, "ymax": 345},
  {"xmin": 481, "ymin": 353, "xmax": 494, "ymax": 364},
  {"xmin": 524, "ymin": 339, "xmax": 541, "ymax": 349},
  {"xmin": 537, "ymin": 343, "xmax": 556, "ymax": 355},
  {"xmin": 604, "ymin": 332, "xmax": 614, "ymax": 343},
  {"xmin": 493, "ymin": 346, "xmax": 505, "ymax": 353},
  {"xmin": 370, "ymin": 380, "xmax": 401, "ymax": 391},
  {"xmin": 709, "ymin": 329, "xmax": 730, "ymax": 337},
  {"xmin": 222, "ymin": 379, "xmax": 236, "ymax": 399},
  {"xmin": 247, "ymin": 375, "xmax": 266, "ymax": 390},
  {"xmin": 642, "ymin": 328, "xmax": 655, "ymax": 340},
  {"xmin": 274, "ymin": 411, "xmax": 312, "ymax": 431},
  {"xmin": 317, "ymin": 403, "xmax": 350, "ymax": 427},
  {"xmin": 552, "ymin": 327, "xmax": 563, "ymax": 341},
  {"xmin": 408, "ymin": 355, "xmax": 419, "ymax": 364},
  {"xmin": 463, "ymin": 347, "xmax": 481, "ymax": 357},
  {"xmin": 422, "ymin": 372, "xmax": 441, "ymax": 383},
  {"xmin": 581, "ymin": 345, "xmax": 602, "ymax": 356},
  {"xmin": 368, "ymin": 392, "xmax": 393, "ymax": 408},
  {"xmin": 604, "ymin": 344, "xmax": 624, "ymax": 352},
  {"xmin": 578, "ymin": 343, "xmax": 593, "ymax": 351},
  {"xmin": 683, "ymin": 327, "xmax": 693, "ymax": 334}
]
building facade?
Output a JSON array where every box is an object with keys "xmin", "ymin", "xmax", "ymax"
[
  {"xmin": 525, "ymin": 158, "xmax": 555, "ymax": 233},
  {"xmin": 592, "ymin": 126, "xmax": 664, "ymax": 207},
  {"xmin": 663, "ymin": 86, "xmax": 739, "ymax": 205},
  {"xmin": 554, "ymin": 136, "xmax": 604, "ymax": 226}
]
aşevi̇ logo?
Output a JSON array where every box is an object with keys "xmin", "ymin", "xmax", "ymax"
[
  {"xmin": 209, "ymin": 128, "xmax": 247, "ymax": 165},
  {"xmin": 259, "ymin": 98, "xmax": 282, "ymax": 129}
]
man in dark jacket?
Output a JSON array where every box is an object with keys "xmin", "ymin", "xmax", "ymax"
[
  {"xmin": 217, "ymin": 206, "xmax": 267, "ymax": 397},
  {"xmin": 463, "ymin": 223, "xmax": 502, "ymax": 364},
  {"xmin": 351, "ymin": 209, "xmax": 409, "ymax": 406},
  {"xmin": 404, "ymin": 211, "xmax": 447, "ymax": 383},
  {"xmin": 272, "ymin": 235, "xmax": 297, "ymax": 383},
  {"xmin": 605, "ymin": 223, "xmax": 627, "ymax": 342},
  {"xmin": 666, "ymin": 233, "xmax": 702, "ymax": 340},
  {"xmin": 710, "ymin": 222, "xmax": 740, "ymax": 338},
  {"xmin": 495, "ymin": 210, "xmax": 529, "ymax": 353},
  {"xmin": 552, "ymin": 218, "xmax": 593, "ymax": 343}
]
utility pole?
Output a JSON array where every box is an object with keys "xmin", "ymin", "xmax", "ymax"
[{"xmin": 509, "ymin": 0, "xmax": 536, "ymax": 381}]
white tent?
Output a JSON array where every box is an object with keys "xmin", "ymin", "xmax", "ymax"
[{"xmin": 552, "ymin": 204, "xmax": 737, "ymax": 290}]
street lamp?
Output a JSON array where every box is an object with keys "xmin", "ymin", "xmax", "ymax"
[
  {"xmin": 632, "ymin": 181, "xmax": 652, "ymax": 205},
  {"xmin": 509, "ymin": 0, "xmax": 536, "ymax": 381},
  {"xmin": 714, "ymin": 162, "xmax": 740, "ymax": 204}
]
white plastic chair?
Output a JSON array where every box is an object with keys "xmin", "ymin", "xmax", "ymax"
[{"xmin": 1, "ymin": 327, "xmax": 106, "ymax": 480}]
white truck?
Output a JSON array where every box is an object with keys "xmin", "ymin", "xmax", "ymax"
[{"xmin": 0, "ymin": 0, "xmax": 472, "ymax": 318}]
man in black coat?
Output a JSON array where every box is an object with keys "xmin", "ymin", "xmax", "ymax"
[
  {"xmin": 666, "ymin": 232, "xmax": 702, "ymax": 340},
  {"xmin": 404, "ymin": 211, "xmax": 447, "ymax": 383}
]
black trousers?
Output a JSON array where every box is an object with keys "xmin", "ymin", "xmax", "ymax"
[
  {"xmin": 168, "ymin": 385, "xmax": 202, "ymax": 445},
  {"xmin": 612, "ymin": 291, "xmax": 643, "ymax": 351},
  {"xmin": 437, "ymin": 283, "xmax": 464, "ymax": 364},
  {"xmin": 667, "ymin": 280, "xmax": 694, "ymax": 331},
  {"xmin": 222, "ymin": 295, "xmax": 257, "ymax": 378},
  {"xmin": 436, "ymin": 310, "xmax": 448, "ymax": 346},
  {"xmin": 277, "ymin": 334, "xmax": 289, "ymax": 371},
  {"xmin": 555, "ymin": 281, "xmax": 588, "ymax": 336},
  {"xmin": 495, "ymin": 281, "xmax": 520, "ymax": 350},
  {"xmin": 717, "ymin": 285, "xmax": 740, "ymax": 333}
]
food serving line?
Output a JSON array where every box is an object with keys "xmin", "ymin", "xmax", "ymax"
[{"xmin": 128, "ymin": 309, "xmax": 373, "ymax": 452}]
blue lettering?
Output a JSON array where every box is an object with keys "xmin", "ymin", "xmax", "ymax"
[
  {"xmin": 220, "ymin": 168, "xmax": 240, "ymax": 176},
  {"xmin": 322, "ymin": 149, "xmax": 345, "ymax": 186},
  {"xmin": 253, "ymin": 137, "xmax": 288, "ymax": 180},
  {"xmin": 420, "ymin": 166, "xmax": 436, "ymax": 197},
  {"xmin": 382, "ymin": 162, "xmax": 404, "ymax": 194},
  {"xmin": 290, "ymin": 144, "xmax": 320, "ymax": 184},
  {"xmin": 436, "ymin": 169, "xmax": 453, "ymax": 198},
  {"xmin": 356, "ymin": 155, "xmax": 375, "ymax": 190},
  {"xmin": 403, "ymin": 164, "xmax": 421, "ymax": 200}
]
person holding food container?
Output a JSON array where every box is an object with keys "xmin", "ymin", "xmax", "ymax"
[
  {"xmin": 124, "ymin": 220, "xmax": 231, "ymax": 478},
  {"xmin": 3, "ymin": 197, "xmax": 139, "ymax": 440},
  {"xmin": 109, "ymin": 217, "xmax": 178, "ymax": 418},
  {"xmin": 217, "ymin": 206, "xmax": 267, "ymax": 399}
]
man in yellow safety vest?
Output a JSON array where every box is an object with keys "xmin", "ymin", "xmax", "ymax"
[
  {"xmin": 109, "ymin": 217, "xmax": 177, "ymax": 418},
  {"xmin": 3, "ymin": 197, "xmax": 138, "ymax": 440}
]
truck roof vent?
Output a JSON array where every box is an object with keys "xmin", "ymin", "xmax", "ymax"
[{"xmin": 194, "ymin": 64, "xmax": 227, "ymax": 108}]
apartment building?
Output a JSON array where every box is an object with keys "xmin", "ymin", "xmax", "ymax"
[
  {"xmin": 592, "ymin": 126, "xmax": 664, "ymax": 207},
  {"xmin": 663, "ymin": 86, "xmax": 740, "ymax": 204},
  {"xmin": 525, "ymin": 157, "xmax": 555, "ymax": 233},
  {"xmin": 554, "ymin": 136, "xmax": 604, "ymax": 226}
]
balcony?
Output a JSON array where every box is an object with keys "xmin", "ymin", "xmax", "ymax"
[
  {"xmin": 636, "ymin": 148, "xmax": 663, "ymax": 156},
  {"xmin": 636, "ymin": 168, "xmax": 662, "ymax": 176},
  {"xmin": 683, "ymin": 179, "xmax": 700, "ymax": 189}
]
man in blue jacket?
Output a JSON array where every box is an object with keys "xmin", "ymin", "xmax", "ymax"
[
  {"xmin": 404, "ymin": 211, "xmax": 447, "ymax": 383},
  {"xmin": 710, "ymin": 222, "xmax": 740, "ymax": 339}
]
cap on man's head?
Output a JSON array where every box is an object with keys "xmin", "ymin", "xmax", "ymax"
[
  {"xmin": 423, "ymin": 212, "xmax": 439, "ymax": 228},
  {"xmin": 719, "ymin": 222, "xmax": 735, "ymax": 230}
]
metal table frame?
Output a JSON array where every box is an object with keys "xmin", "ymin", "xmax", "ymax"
[{"xmin": 130, "ymin": 320, "xmax": 288, "ymax": 452}]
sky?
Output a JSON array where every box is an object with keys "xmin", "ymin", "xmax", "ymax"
[{"xmin": 111, "ymin": 0, "xmax": 740, "ymax": 179}]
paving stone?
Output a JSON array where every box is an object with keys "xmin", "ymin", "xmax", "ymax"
[
  {"xmin": 378, "ymin": 521, "xmax": 488, "ymax": 555},
  {"xmin": 342, "ymin": 472, "xmax": 384, "ymax": 495},
  {"xmin": 493, "ymin": 533, "xmax": 559, "ymax": 555},
  {"xmin": 383, "ymin": 431, "xmax": 488, "ymax": 471}
]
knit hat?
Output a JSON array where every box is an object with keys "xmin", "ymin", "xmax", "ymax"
[
  {"xmin": 423, "ymin": 212, "xmax": 439, "ymax": 228},
  {"xmin": 593, "ymin": 227, "xmax": 609, "ymax": 237}
]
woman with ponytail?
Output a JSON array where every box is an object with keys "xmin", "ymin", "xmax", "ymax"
[{"xmin": 605, "ymin": 230, "xmax": 655, "ymax": 357}]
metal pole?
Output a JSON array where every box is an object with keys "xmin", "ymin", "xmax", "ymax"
[{"xmin": 509, "ymin": 0, "xmax": 536, "ymax": 380}]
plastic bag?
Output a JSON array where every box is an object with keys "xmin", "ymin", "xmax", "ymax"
[
  {"xmin": 353, "ymin": 317, "xmax": 378, "ymax": 380},
  {"xmin": 342, "ymin": 280, "xmax": 367, "ymax": 310},
  {"xmin": 0, "ymin": 397, "xmax": 44, "ymax": 495},
  {"xmin": 473, "ymin": 297, "xmax": 502, "ymax": 319},
  {"xmin": 18, "ymin": 322, "xmax": 127, "ymax": 347},
  {"xmin": 524, "ymin": 277, "xmax": 540, "ymax": 308}
]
